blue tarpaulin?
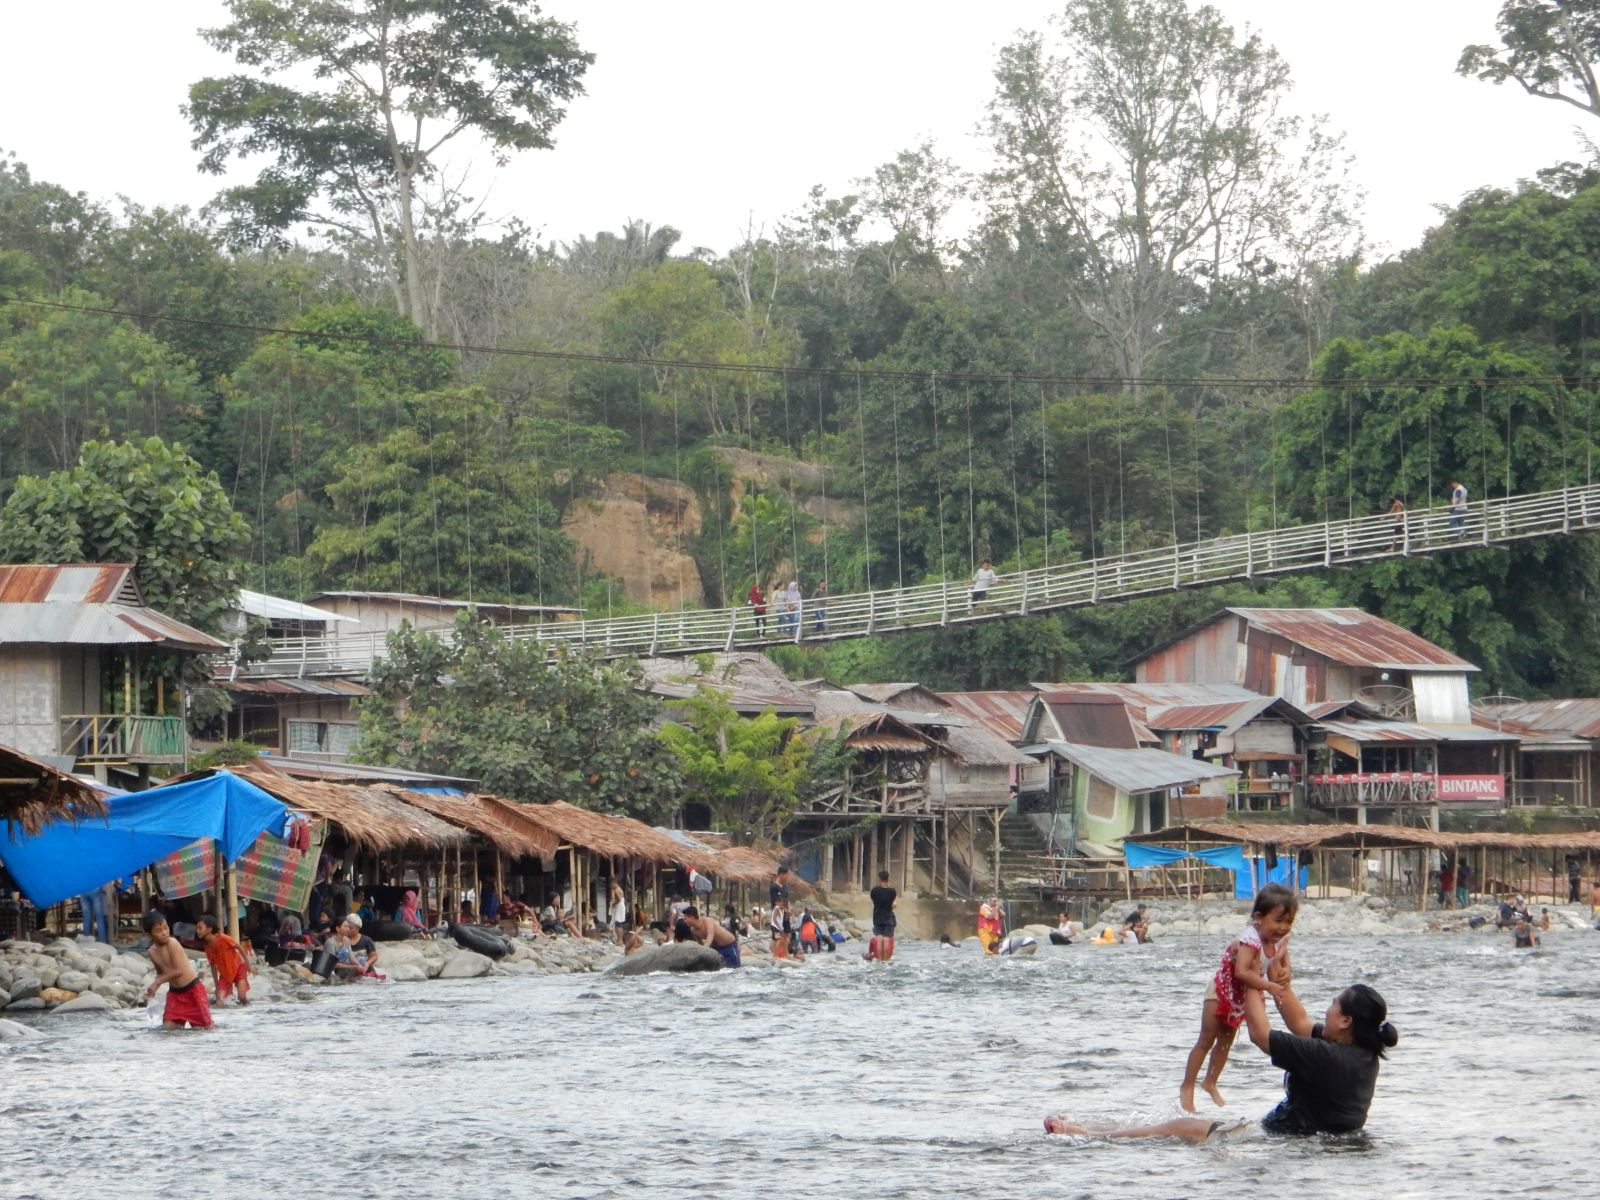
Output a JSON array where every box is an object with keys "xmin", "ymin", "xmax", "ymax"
[
  {"xmin": 1123, "ymin": 841, "xmax": 1248, "ymax": 875},
  {"xmin": 0, "ymin": 771, "xmax": 286, "ymax": 908},
  {"xmin": 1123, "ymin": 841, "xmax": 1306, "ymax": 899}
]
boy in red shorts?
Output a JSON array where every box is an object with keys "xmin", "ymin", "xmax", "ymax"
[
  {"xmin": 196, "ymin": 913, "xmax": 251, "ymax": 1006},
  {"xmin": 141, "ymin": 909, "xmax": 212, "ymax": 1029}
]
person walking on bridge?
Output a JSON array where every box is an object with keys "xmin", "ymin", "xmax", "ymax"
[{"xmin": 1449, "ymin": 481, "xmax": 1469, "ymax": 537}]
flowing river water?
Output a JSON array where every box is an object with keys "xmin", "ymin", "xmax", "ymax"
[{"xmin": 3, "ymin": 928, "xmax": 1594, "ymax": 1199}]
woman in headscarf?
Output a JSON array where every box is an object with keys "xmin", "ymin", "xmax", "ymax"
[{"xmin": 395, "ymin": 889, "xmax": 424, "ymax": 935}]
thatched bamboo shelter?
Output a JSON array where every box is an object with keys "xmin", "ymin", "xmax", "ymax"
[
  {"xmin": 226, "ymin": 764, "xmax": 466, "ymax": 853},
  {"xmin": 0, "ymin": 744, "xmax": 107, "ymax": 834}
]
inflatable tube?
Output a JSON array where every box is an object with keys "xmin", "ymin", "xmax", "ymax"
[
  {"xmin": 1048, "ymin": 931, "xmax": 1073, "ymax": 946},
  {"xmin": 449, "ymin": 921, "xmax": 513, "ymax": 960},
  {"xmin": 998, "ymin": 933, "xmax": 1037, "ymax": 956},
  {"xmin": 365, "ymin": 919, "xmax": 417, "ymax": 943},
  {"xmin": 605, "ymin": 942, "xmax": 724, "ymax": 977}
]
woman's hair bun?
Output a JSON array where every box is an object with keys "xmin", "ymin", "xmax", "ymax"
[{"xmin": 1377, "ymin": 1021, "xmax": 1400, "ymax": 1048}]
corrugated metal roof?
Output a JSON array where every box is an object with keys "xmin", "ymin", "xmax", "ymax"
[
  {"xmin": 846, "ymin": 682, "xmax": 944, "ymax": 709},
  {"xmin": 1317, "ymin": 718, "xmax": 1516, "ymax": 744},
  {"xmin": 219, "ymin": 677, "xmax": 373, "ymax": 698},
  {"xmin": 1038, "ymin": 693, "xmax": 1140, "ymax": 749},
  {"xmin": 1229, "ymin": 608, "xmax": 1477, "ymax": 672},
  {"xmin": 0, "ymin": 563, "xmax": 140, "ymax": 604},
  {"xmin": 936, "ymin": 691, "xmax": 1035, "ymax": 743},
  {"xmin": 647, "ymin": 679, "xmax": 814, "ymax": 716},
  {"xmin": 1477, "ymin": 698, "xmax": 1600, "ymax": 740},
  {"xmin": 1126, "ymin": 607, "xmax": 1478, "ymax": 672},
  {"xmin": 1145, "ymin": 697, "xmax": 1280, "ymax": 734},
  {"xmin": 1041, "ymin": 741, "xmax": 1238, "ymax": 794},
  {"xmin": 1032, "ymin": 681, "xmax": 1260, "ymax": 706},
  {"xmin": 0, "ymin": 602, "xmax": 225, "ymax": 651},
  {"xmin": 237, "ymin": 589, "xmax": 354, "ymax": 623}
]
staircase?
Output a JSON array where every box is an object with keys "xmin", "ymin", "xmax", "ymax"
[{"xmin": 997, "ymin": 812, "xmax": 1056, "ymax": 896}]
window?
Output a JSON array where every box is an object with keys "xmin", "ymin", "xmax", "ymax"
[{"xmin": 286, "ymin": 719, "xmax": 359, "ymax": 757}]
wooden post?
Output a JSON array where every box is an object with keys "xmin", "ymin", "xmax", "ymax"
[
  {"xmin": 224, "ymin": 861, "xmax": 241, "ymax": 943},
  {"xmin": 1416, "ymin": 848, "xmax": 1428, "ymax": 912},
  {"xmin": 992, "ymin": 809, "xmax": 1002, "ymax": 893},
  {"xmin": 942, "ymin": 813, "xmax": 951, "ymax": 898}
]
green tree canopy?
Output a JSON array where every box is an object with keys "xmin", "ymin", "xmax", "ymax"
[
  {"xmin": 358, "ymin": 617, "xmax": 681, "ymax": 820},
  {"xmin": 0, "ymin": 437, "xmax": 248, "ymax": 636},
  {"xmin": 185, "ymin": 0, "xmax": 593, "ymax": 335},
  {"xmin": 1460, "ymin": 0, "xmax": 1600, "ymax": 121},
  {"xmin": 658, "ymin": 687, "xmax": 852, "ymax": 843}
]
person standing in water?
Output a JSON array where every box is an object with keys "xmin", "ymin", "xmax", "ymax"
[
  {"xmin": 867, "ymin": 869, "xmax": 897, "ymax": 962},
  {"xmin": 141, "ymin": 909, "xmax": 212, "ymax": 1029},
  {"xmin": 1179, "ymin": 883, "xmax": 1296, "ymax": 1112},
  {"xmin": 1046, "ymin": 981, "xmax": 1399, "ymax": 1141}
]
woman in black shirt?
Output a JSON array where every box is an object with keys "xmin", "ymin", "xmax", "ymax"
[{"xmin": 1045, "ymin": 982, "xmax": 1398, "ymax": 1141}]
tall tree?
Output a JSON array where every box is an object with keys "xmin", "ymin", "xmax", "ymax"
[
  {"xmin": 1460, "ymin": 0, "xmax": 1600, "ymax": 121},
  {"xmin": 359, "ymin": 617, "xmax": 681, "ymax": 820},
  {"xmin": 185, "ymin": 0, "xmax": 593, "ymax": 335},
  {"xmin": 657, "ymin": 688, "xmax": 853, "ymax": 843},
  {"xmin": 985, "ymin": 0, "xmax": 1358, "ymax": 385}
]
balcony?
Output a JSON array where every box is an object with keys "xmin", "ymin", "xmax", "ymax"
[
  {"xmin": 61, "ymin": 714, "xmax": 186, "ymax": 765},
  {"xmin": 1308, "ymin": 772, "xmax": 1506, "ymax": 808}
]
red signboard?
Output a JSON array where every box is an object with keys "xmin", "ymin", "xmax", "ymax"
[{"xmin": 1436, "ymin": 774, "xmax": 1503, "ymax": 803}]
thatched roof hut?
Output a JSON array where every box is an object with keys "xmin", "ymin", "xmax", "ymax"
[
  {"xmin": 0, "ymin": 744, "xmax": 107, "ymax": 834},
  {"xmin": 509, "ymin": 800, "xmax": 722, "ymax": 871},
  {"xmin": 224, "ymin": 764, "xmax": 467, "ymax": 853},
  {"xmin": 395, "ymin": 789, "xmax": 559, "ymax": 863}
]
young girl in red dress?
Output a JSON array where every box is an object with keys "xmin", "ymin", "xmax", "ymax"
[{"xmin": 1179, "ymin": 882, "xmax": 1296, "ymax": 1111}]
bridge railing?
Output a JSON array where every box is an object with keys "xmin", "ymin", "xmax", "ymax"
[{"xmin": 225, "ymin": 483, "xmax": 1600, "ymax": 676}]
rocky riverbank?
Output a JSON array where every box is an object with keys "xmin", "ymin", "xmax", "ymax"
[{"xmin": 0, "ymin": 932, "xmax": 627, "ymax": 1023}]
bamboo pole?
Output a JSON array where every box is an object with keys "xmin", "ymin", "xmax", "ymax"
[{"xmin": 224, "ymin": 861, "xmax": 241, "ymax": 943}]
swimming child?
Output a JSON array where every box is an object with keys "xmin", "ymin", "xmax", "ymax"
[
  {"xmin": 196, "ymin": 913, "xmax": 250, "ymax": 1006},
  {"xmin": 141, "ymin": 909, "xmax": 212, "ymax": 1029},
  {"xmin": 1179, "ymin": 882, "xmax": 1296, "ymax": 1112}
]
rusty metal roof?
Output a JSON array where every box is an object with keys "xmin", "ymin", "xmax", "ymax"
[
  {"xmin": 935, "ymin": 691, "xmax": 1035, "ymax": 742},
  {"xmin": 1230, "ymin": 608, "xmax": 1477, "ymax": 671},
  {"xmin": 1037, "ymin": 693, "xmax": 1140, "ymax": 749},
  {"xmin": 0, "ymin": 564, "xmax": 140, "ymax": 604},
  {"xmin": 0, "ymin": 602, "xmax": 226, "ymax": 651},
  {"xmin": 1127, "ymin": 608, "xmax": 1478, "ymax": 672},
  {"xmin": 1317, "ymin": 718, "xmax": 1516, "ymax": 744},
  {"xmin": 1476, "ymin": 698, "xmax": 1600, "ymax": 740},
  {"xmin": 219, "ymin": 677, "xmax": 373, "ymax": 698}
]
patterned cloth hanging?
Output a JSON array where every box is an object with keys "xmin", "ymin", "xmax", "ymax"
[{"xmin": 153, "ymin": 838, "xmax": 217, "ymax": 900}]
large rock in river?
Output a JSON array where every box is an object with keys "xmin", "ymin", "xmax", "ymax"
[
  {"xmin": 52, "ymin": 992, "xmax": 111, "ymax": 1014},
  {"xmin": 605, "ymin": 942, "xmax": 723, "ymax": 977},
  {"xmin": 437, "ymin": 951, "xmax": 493, "ymax": 979}
]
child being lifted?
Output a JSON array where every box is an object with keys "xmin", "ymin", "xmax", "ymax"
[{"xmin": 1179, "ymin": 882, "xmax": 1296, "ymax": 1111}]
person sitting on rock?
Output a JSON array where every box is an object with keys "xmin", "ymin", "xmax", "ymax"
[{"xmin": 325, "ymin": 914, "xmax": 382, "ymax": 980}]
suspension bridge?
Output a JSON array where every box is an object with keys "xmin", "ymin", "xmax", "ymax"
[{"xmin": 231, "ymin": 481, "xmax": 1600, "ymax": 679}]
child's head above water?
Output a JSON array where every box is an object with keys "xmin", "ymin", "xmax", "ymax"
[{"xmin": 1250, "ymin": 882, "xmax": 1298, "ymax": 938}]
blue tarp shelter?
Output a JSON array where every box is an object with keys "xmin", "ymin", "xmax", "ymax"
[
  {"xmin": 0, "ymin": 771, "xmax": 286, "ymax": 908},
  {"xmin": 1123, "ymin": 840, "xmax": 1302, "ymax": 899}
]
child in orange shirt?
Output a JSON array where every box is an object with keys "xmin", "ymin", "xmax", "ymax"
[{"xmin": 196, "ymin": 913, "xmax": 251, "ymax": 1006}]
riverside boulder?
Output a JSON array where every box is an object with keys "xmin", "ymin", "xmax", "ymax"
[{"xmin": 605, "ymin": 942, "xmax": 723, "ymax": 977}]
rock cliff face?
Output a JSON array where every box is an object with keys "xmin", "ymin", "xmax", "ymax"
[
  {"xmin": 562, "ymin": 474, "xmax": 706, "ymax": 608},
  {"xmin": 560, "ymin": 453, "xmax": 859, "ymax": 609}
]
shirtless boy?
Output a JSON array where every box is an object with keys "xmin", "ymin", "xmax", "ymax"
[
  {"xmin": 141, "ymin": 909, "xmax": 212, "ymax": 1029},
  {"xmin": 681, "ymin": 905, "xmax": 742, "ymax": 968}
]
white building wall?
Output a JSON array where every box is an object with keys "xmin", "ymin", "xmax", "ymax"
[
  {"xmin": 1411, "ymin": 673, "xmax": 1472, "ymax": 724},
  {"xmin": 0, "ymin": 646, "xmax": 62, "ymax": 757}
]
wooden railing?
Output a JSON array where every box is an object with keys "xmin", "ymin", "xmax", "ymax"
[
  {"xmin": 224, "ymin": 483, "xmax": 1600, "ymax": 677},
  {"xmin": 61, "ymin": 714, "xmax": 185, "ymax": 763}
]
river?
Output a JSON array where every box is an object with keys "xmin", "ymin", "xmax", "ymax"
[{"xmin": 2, "ymin": 927, "xmax": 1593, "ymax": 1199}]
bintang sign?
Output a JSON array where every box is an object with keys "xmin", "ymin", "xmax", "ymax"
[{"xmin": 1307, "ymin": 772, "xmax": 1504, "ymax": 807}]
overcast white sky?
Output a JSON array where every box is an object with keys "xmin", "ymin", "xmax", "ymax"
[{"xmin": 0, "ymin": 1, "xmax": 1588, "ymax": 259}]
